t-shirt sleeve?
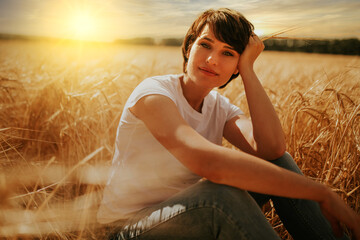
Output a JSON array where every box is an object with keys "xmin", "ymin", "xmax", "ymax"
[
  {"xmin": 126, "ymin": 77, "xmax": 177, "ymax": 109},
  {"xmin": 218, "ymin": 93, "xmax": 244, "ymax": 121},
  {"xmin": 227, "ymin": 103, "xmax": 244, "ymax": 120}
]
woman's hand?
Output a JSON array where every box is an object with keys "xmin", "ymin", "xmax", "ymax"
[
  {"xmin": 238, "ymin": 33, "xmax": 264, "ymax": 76},
  {"xmin": 319, "ymin": 189, "xmax": 360, "ymax": 239}
]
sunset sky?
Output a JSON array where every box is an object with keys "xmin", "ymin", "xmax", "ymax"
[{"xmin": 0, "ymin": 0, "xmax": 359, "ymax": 42}]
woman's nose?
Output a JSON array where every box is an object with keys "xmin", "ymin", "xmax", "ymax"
[{"xmin": 206, "ymin": 53, "xmax": 218, "ymax": 65}]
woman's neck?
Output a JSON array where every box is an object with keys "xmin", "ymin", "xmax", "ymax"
[{"xmin": 180, "ymin": 74, "xmax": 211, "ymax": 113}]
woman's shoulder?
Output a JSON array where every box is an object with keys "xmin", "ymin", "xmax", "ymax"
[
  {"xmin": 135, "ymin": 74, "xmax": 182, "ymax": 95},
  {"xmin": 143, "ymin": 74, "xmax": 182, "ymax": 84},
  {"xmin": 126, "ymin": 74, "xmax": 182, "ymax": 107}
]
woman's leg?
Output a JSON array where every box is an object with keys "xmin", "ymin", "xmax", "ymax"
[
  {"xmin": 110, "ymin": 180, "xmax": 281, "ymax": 240},
  {"xmin": 252, "ymin": 152, "xmax": 350, "ymax": 240}
]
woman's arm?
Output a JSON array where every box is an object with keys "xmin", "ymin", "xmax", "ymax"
[
  {"xmin": 130, "ymin": 95, "xmax": 306, "ymax": 199},
  {"xmin": 224, "ymin": 34, "xmax": 285, "ymax": 160},
  {"xmin": 130, "ymin": 95, "xmax": 359, "ymax": 238}
]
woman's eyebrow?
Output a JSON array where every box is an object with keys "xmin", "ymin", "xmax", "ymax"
[
  {"xmin": 224, "ymin": 45, "xmax": 235, "ymax": 50},
  {"xmin": 201, "ymin": 36, "xmax": 214, "ymax": 42}
]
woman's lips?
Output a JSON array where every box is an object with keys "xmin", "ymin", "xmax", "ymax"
[{"xmin": 199, "ymin": 67, "xmax": 219, "ymax": 76}]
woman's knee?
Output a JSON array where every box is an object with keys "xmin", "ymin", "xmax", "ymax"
[
  {"xmin": 271, "ymin": 152, "xmax": 303, "ymax": 175},
  {"xmin": 193, "ymin": 181, "xmax": 280, "ymax": 239}
]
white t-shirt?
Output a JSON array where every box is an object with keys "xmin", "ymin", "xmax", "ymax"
[{"xmin": 97, "ymin": 74, "xmax": 243, "ymax": 224}]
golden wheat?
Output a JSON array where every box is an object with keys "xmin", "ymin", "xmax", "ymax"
[{"xmin": 0, "ymin": 40, "xmax": 359, "ymax": 239}]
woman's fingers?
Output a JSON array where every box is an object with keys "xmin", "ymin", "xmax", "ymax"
[
  {"xmin": 320, "ymin": 192, "xmax": 360, "ymax": 240},
  {"xmin": 237, "ymin": 33, "xmax": 264, "ymax": 73},
  {"xmin": 245, "ymin": 33, "xmax": 264, "ymax": 55},
  {"xmin": 352, "ymin": 216, "xmax": 360, "ymax": 240},
  {"xmin": 250, "ymin": 33, "xmax": 264, "ymax": 49},
  {"xmin": 320, "ymin": 206, "xmax": 344, "ymax": 237}
]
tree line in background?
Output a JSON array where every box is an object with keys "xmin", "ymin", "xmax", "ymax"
[
  {"xmin": 1, "ymin": 33, "xmax": 359, "ymax": 55},
  {"xmin": 115, "ymin": 37, "xmax": 360, "ymax": 55},
  {"xmin": 264, "ymin": 38, "xmax": 360, "ymax": 55}
]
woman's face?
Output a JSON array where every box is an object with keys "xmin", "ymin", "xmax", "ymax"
[{"xmin": 186, "ymin": 24, "xmax": 240, "ymax": 89}]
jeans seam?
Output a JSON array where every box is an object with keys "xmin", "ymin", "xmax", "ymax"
[
  {"xmin": 212, "ymin": 205, "xmax": 251, "ymax": 240},
  {"xmin": 212, "ymin": 207, "xmax": 216, "ymax": 239}
]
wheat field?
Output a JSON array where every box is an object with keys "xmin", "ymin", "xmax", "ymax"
[{"xmin": 0, "ymin": 40, "xmax": 359, "ymax": 239}]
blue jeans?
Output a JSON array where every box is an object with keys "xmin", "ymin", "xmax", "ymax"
[{"xmin": 108, "ymin": 153, "xmax": 349, "ymax": 240}]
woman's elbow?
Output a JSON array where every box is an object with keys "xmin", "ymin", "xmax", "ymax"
[
  {"xmin": 266, "ymin": 140, "xmax": 286, "ymax": 160},
  {"xmin": 256, "ymin": 136, "xmax": 286, "ymax": 160}
]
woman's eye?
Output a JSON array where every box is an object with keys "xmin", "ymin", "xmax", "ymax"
[
  {"xmin": 223, "ymin": 51, "xmax": 234, "ymax": 56},
  {"xmin": 200, "ymin": 43, "xmax": 210, "ymax": 49}
]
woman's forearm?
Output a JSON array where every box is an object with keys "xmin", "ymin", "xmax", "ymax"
[
  {"xmin": 191, "ymin": 143, "xmax": 328, "ymax": 202},
  {"xmin": 241, "ymin": 68, "xmax": 286, "ymax": 158}
]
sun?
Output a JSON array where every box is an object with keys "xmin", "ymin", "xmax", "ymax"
[
  {"xmin": 66, "ymin": 8, "xmax": 99, "ymax": 41},
  {"xmin": 254, "ymin": 29, "xmax": 265, "ymax": 37}
]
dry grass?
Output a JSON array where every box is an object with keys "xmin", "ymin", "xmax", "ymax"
[{"xmin": 0, "ymin": 40, "xmax": 359, "ymax": 239}]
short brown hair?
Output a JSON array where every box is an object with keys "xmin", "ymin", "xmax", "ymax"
[{"xmin": 181, "ymin": 8, "xmax": 254, "ymax": 88}]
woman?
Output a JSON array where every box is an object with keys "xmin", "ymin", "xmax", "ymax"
[{"xmin": 98, "ymin": 8, "xmax": 360, "ymax": 239}]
